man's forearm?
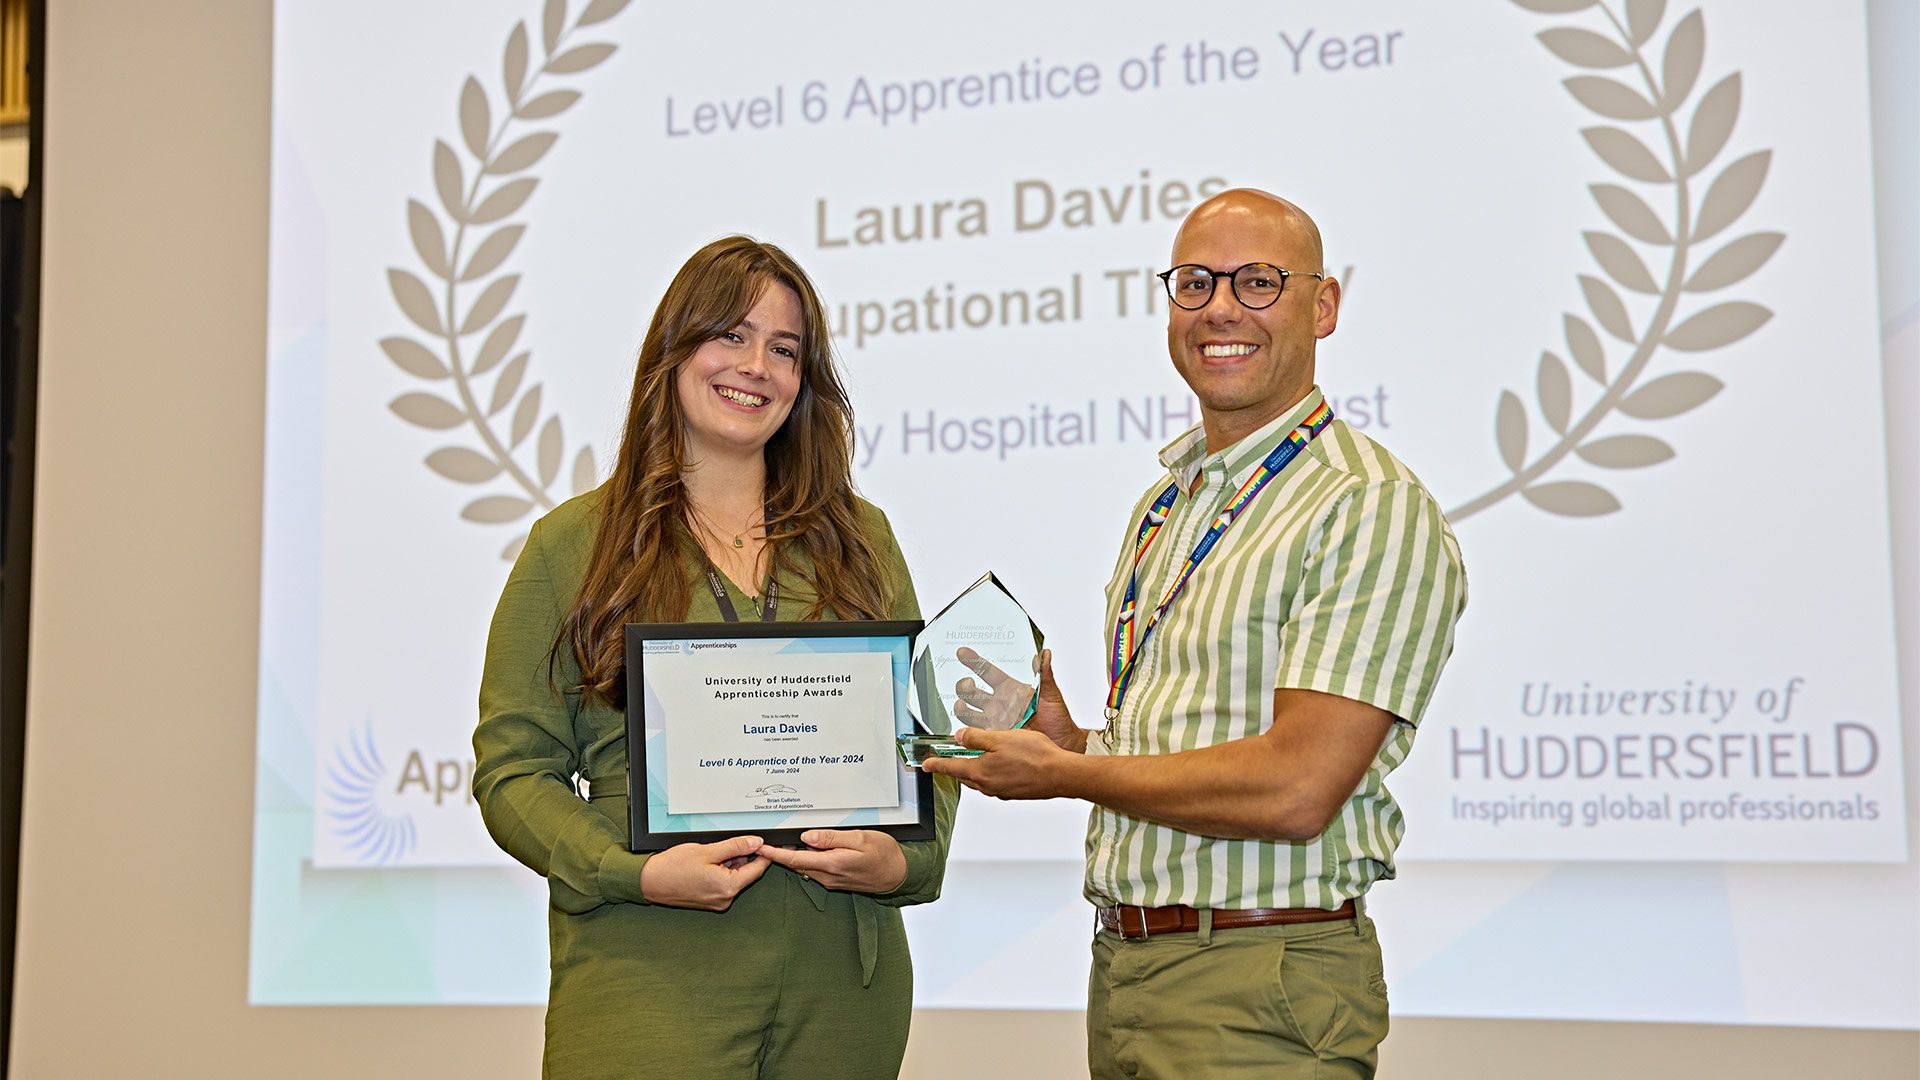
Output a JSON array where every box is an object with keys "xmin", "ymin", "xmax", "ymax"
[
  {"xmin": 933, "ymin": 690, "xmax": 1392, "ymax": 841},
  {"xmin": 1054, "ymin": 735, "xmax": 1325, "ymax": 841}
]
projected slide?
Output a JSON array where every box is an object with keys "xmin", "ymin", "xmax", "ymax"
[{"xmin": 252, "ymin": 0, "xmax": 1913, "ymax": 1027}]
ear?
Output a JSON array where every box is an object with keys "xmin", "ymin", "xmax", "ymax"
[{"xmin": 1313, "ymin": 276, "xmax": 1341, "ymax": 340}]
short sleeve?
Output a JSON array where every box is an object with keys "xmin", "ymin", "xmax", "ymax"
[{"xmin": 1274, "ymin": 480, "xmax": 1467, "ymax": 726}]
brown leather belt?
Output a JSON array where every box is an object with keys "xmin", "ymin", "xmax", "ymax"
[{"xmin": 1098, "ymin": 899, "xmax": 1355, "ymax": 939}]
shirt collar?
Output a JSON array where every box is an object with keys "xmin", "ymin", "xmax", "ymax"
[{"xmin": 1159, "ymin": 387, "xmax": 1328, "ymax": 493}]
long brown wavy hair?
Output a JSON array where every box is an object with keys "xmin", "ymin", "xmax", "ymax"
[{"xmin": 560, "ymin": 236, "xmax": 896, "ymax": 705}]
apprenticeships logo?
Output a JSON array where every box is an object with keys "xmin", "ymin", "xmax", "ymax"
[{"xmin": 322, "ymin": 721, "xmax": 419, "ymax": 865}]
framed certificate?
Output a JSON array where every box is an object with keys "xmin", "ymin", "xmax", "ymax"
[{"xmin": 624, "ymin": 620, "xmax": 935, "ymax": 852}]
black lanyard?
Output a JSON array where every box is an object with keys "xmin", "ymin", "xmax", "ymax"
[{"xmin": 704, "ymin": 566, "xmax": 778, "ymax": 623}]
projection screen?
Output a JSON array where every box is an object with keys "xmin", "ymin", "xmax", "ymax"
[{"xmin": 250, "ymin": 0, "xmax": 1917, "ymax": 1030}]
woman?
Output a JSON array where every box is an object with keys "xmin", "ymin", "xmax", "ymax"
[{"xmin": 474, "ymin": 236, "xmax": 958, "ymax": 1079}]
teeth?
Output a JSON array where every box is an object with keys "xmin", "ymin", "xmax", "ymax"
[
  {"xmin": 716, "ymin": 386, "xmax": 768, "ymax": 407},
  {"xmin": 1202, "ymin": 344, "xmax": 1257, "ymax": 357}
]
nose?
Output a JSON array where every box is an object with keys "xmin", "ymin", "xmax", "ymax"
[
  {"xmin": 735, "ymin": 342, "xmax": 770, "ymax": 377},
  {"xmin": 1200, "ymin": 277, "xmax": 1244, "ymax": 321}
]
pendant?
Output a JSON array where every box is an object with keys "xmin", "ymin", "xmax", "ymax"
[{"xmin": 733, "ymin": 537, "xmax": 743, "ymax": 548}]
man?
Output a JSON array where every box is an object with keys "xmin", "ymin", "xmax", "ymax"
[{"xmin": 923, "ymin": 189, "xmax": 1466, "ymax": 1079}]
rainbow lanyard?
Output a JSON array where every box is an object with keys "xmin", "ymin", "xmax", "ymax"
[{"xmin": 1104, "ymin": 399, "xmax": 1335, "ymax": 719}]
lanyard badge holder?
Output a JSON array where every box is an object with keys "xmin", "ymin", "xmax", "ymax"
[{"xmin": 1102, "ymin": 401, "xmax": 1334, "ymax": 747}]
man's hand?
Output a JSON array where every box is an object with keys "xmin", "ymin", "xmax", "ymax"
[
  {"xmin": 920, "ymin": 725, "xmax": 1079, "ymax": 800},
  {"xmin": 950, "ymin": 646, "xmax": 1032, "ymax": 730},
  {"xmin": 953, "ymin": 647, "xmax": 1085, "ymax": 753},
  {"xmin": 755, "ymin": 829, "xmax": 909, "ymax": 893},
  {"xmin": 638, "ymin": 835, "xmax": 770, "ymax": 911}
]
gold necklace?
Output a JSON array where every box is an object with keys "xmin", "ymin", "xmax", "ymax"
[{"xmin": 693, "ymin": 504, "xmax": 757, "ymax": 551}]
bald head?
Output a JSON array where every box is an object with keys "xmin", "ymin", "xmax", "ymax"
[
  {"xmin": 1162, "ymin": 187, "xmax": 1340, "ymax": 450},
  {"xmin": 1171, "ymin": 188, "xmax": 1324, "ymax": 274}
]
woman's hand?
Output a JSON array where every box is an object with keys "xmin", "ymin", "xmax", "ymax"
[
  {"xmin": 638, "ymin": 835, "xmax": 771, "ymax": 911},
  {"xmin": 756, "ymin": 830, "xmax": 908, "ymax": 894}
]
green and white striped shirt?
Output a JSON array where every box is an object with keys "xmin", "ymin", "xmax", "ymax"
[{"xmin": 1086, "ymin": 387, "xmax": 1467, "ymax": 910}]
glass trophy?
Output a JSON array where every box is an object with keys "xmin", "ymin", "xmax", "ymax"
[{"xmin": 898, "ymin": 572, "xmax": 1045, "ymax": 766}]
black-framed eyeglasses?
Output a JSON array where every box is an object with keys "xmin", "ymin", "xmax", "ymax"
[{"xmin": 1156, "ymin": 263, "xmax": 1326, "ymax": 311}]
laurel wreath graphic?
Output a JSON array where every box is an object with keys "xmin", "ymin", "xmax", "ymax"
[
  {"xmin": 386, "ymin": 0, "xmax": 1766, "ymax": 533},
  {"xmin": 383, "ymin": 0, "xmax": 633, "ymax": 560},
  {"xmin": 1448, "ymin": 0, "xmax": 1778, "ymax": 520}
]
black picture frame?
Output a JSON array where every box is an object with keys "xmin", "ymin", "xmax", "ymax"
[{"xmin": 624, "ymin": 619, "xmax": 933, "ymax": 853}]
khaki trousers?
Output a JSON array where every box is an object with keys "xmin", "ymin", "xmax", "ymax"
[{"xmin": 1087, "ymin": 910, "xmax": 1390, "ymax": 1080}]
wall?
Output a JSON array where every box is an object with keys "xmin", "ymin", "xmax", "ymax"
[{"xmin": 8, "ymin": 2, "xmax": 1915, "ymax": 1077}]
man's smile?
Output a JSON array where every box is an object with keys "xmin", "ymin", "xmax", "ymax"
[{"xmin": 1200, "ymin": 343, "xmax": 1259, "ymax": 358}]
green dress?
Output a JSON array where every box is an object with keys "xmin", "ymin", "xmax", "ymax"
[{"xmin": 475, "ymin": 490, "xmax": 959, "ymax": 1080}]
